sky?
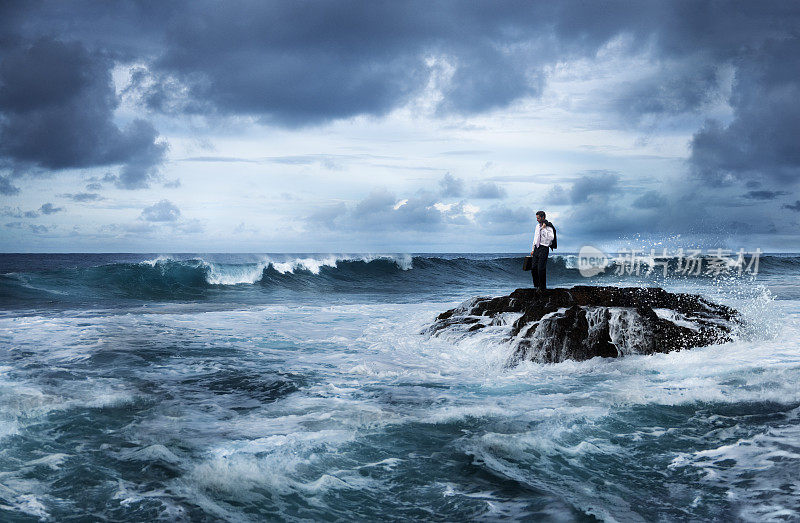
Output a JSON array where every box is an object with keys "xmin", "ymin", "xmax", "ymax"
[{"xmin": 1, "ymin": 0, "xmax": 800, "ymax": 253}]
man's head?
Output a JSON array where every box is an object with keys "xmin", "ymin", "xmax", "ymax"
[{"xmin": 536, "ymin": 210, "xmax": 546, "ymax": 225}]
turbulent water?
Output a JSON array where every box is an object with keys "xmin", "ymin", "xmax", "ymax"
[{"xmin": 1, "ymin": 253, "xmax": 798, "ymax": 521}]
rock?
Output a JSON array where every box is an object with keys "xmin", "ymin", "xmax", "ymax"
[{"xmin": 424, "ymin": 286, "xmax": 739, "ymax": 365}]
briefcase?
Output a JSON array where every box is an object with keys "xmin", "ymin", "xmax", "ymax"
[{"xmin": 522, "ymin": 256, "xmax": 532, "ymax": 271}]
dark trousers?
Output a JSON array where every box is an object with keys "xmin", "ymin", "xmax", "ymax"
[{"xmin": 531, "ymin": 245, "xmax": 549, "ymax": 289}]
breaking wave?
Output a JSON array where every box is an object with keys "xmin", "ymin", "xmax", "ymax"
[{"xmin": 0, "ymin": 253, "xmax": 794, "ymax": 304}]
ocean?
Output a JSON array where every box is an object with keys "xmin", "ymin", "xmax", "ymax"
[{"xmin": 1, "ymin": 253, "xmax": 798, "ymax": 521}]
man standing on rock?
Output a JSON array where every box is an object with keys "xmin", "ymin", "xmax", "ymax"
[{"xmin": 530, "ymin": 210, "xmax": 556, "ymax": 290}]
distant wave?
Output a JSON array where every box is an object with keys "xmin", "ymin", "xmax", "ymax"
[
  {"xmin": 0, "ymin": 255, "xmax": 416, "ymax": 302},
  {"xmin": 0, "ymin": 253, "xmax": 795, "ymax": 303},
  {"xmin": 139, "ymin": 254, "xmax": 415, "ymax": 285}
]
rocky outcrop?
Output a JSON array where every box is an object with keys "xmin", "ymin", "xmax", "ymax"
[{"xmin": 425, "ymin": 286, "xmax": 739, "ymax": 365}]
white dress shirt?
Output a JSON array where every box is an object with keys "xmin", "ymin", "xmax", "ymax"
[{"xmin": 532, "ymin": 223, "xmax": 554, "ymax": 250}]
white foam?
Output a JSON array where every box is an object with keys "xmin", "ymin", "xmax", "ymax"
[
  {"xmin": 24, "ymin": 453, "xmax": 70, "ymax": 470},
  {"xmin": 607, "ymin": 307, "xmax": 650, "ymax": 355},
  {"xmin": 556, "ymin": 254, "xmax": 579, "ymax": 269},
  {"xmin": 464, "ymin": 433, "xmax": 633, "ymax": 522},
  {"xmin": 2, "ymin": 292, "xmax": 799, "ymax": 521},
  {"xmin": 139, "ymin": 253, "xmax": 415, "ymax": 285},
  {"xmin": 11, "ymin": 495, "xmax": 48, "ymax": 519},
  {"xmin": 653, "ymin": 308, "xmax": 702, "ymax": 330},
  {"xmin": 203, "ymin": 259, "xmax": 271, "ymax": 285},
  {"xmin": 118, "ymin": 444, "xmax": 181, "ymax": 465},
  {"xmin": 187, "ymin": 429, "xmax": 365, "ymax": 498},
  {"xmin": 668, "ymin": 406, "xmax": 800, "ymax": 521},
  {"xmin": 266, "ymin": 253, "xmax": 413, "ymax": 275},
  {"xmin": 139, "ymin": 254, "xmax": 175, "ymax": 266},
  {"xmin": 268, "ymin": 255, "xmax": 341, "ymax": 275}
]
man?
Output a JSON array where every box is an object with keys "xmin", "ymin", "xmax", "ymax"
[{"xmin": 530, "ymin": 210, "xmax": 555, "ymax": 290}]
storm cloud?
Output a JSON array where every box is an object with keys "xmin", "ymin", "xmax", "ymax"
[
  {"xmin": 632, "ymin": 191, "xmax": 668, "ymax": 209},
  {"xmin": 2, "ymin": 1, "xmax": 800, "ymax": 250},
  {"xmin": 3, "ymin": 2, "xmax": 799, "ymax": 156},
  {"xmin": 0, "ymin": 37, "xmax": 167, "ymax": 189},
  {"xmin": 743, "ymin": 190, "xmax": 789, "ymax": 201},
  {"xmin": 784, "ymin": 201, "xmax": 800, "ymax": 213},
  {"xmin": 39, "ymin": 203, "xmax": 64, "ymax": 215},
  {"xmin": 2, "ymin": 1, "xmax": 793, "ymax": 126},
  {"xmin": 570, "ymin": 171, "xmax": 619, "ymax": 204},
  {"xmin": 690, "ymin": 36, "xmax": 800, "ymax": 187},
  {"xmin": 0, "ymin": 176, "xmax": 19, "ymax": 195}
]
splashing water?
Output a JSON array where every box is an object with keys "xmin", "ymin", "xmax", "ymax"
[{"xmin": 1, "ymin": 253, "xmax": 798, "ymax": 520}]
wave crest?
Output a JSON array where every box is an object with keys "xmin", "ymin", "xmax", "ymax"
[{"xmin": 1, "ymin": 253, "xmax": 794, "ymax": 304}]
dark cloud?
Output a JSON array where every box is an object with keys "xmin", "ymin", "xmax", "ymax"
[
  {"xmin": 632, "ymin": 190, "xmax": 668, "ymax": 209},
  {"xmin": 85, "ymin": 182, "xmax": 103, "ymax": 191},
  {"xmin": 570, "ymin": 171, "xmax": 619, "ymax": 204},
  {"xmin": 3, "ymin": 221, "xmax": 50, "ymax": 233},
  {"xmin": 559, "ymin": 173, "xmax": 794, "ymax": 243},
  {"xmin": 471, "ymin": 181, "xmax": 506, "ymax": 199},
  {"xmin": 0, "ymin": 203, "xmax": 62, "ymax": 218},
  {"xmin": 5, "ymin": 1, "xmax": 800, "ymax": 136},
  {"xmin": 436, "ymin": 44, "xmax": 545, "ymax": 115},
  {"xmin": 129, "ymin": 1, "xmax": 737, "ymax": 124},
  {"xmin": 743, "ymin": 190, "xmax": 789, "ymax": 201},
  {"xmin": 131, "ymin": 2, "xmax": 431, "ymax": 126},
  {"xmin": 2, "ymin": 1, "xmax": 800, "ymax": 250},
  {"xmin": 612, "ymin": 60, "xmax": 721, "ymax": 121},
  {"xmin": 476, "ymin": 205, "xmax": 533, "ymax": 235},
  {"xmin": 127, "ymin": 1, "xmax": 800, "ymax": 127},
  {"xmin": 0, "ymin": 3, "xmax": 661, "ymax": 128},
  {"xmin": 690, "ymin": 36, "xmax": 800, "ymax": 187},
  {"xmin": 40, "ymin": 203, "xmax": 64, "ymax": 214},
  {"xmin": 0, "ymin": 176, "xmax": 20, "ymax": 195},
  {"xmin": 140, "ymin": 199, "xmax": 181, "ymax": 222},
  {"xmin": 438, "ymin": 173, "xmax": 464, "ymax": 198},
  {"xmin": 1, "ymin": 207, "xmax": 23, "ymax": 218},
  {"xmin": 0, "ymin": 36, "xmax": 167, "ymax": 189},
  {"xmin": 60, "ymin": 192, "xmax": 103, "ymax": 202},
  {"xmin": 784, "ymin": 201, "xmax": 800, "ymax": 212}
]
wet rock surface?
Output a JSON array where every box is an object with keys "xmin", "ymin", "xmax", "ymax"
[{"xmin": 425, "ymin": 286, "xmax": 739, "ymax": 365}]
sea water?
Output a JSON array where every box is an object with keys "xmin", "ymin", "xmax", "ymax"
[{"xmin": 0, "ymin": 253, "xmax": 798, "ymax": 521}]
